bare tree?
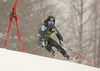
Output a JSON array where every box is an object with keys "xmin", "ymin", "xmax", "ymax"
[
  {"xmin": 92, "ymin": 0, "xmax": 100, "ymax": 67},
  {"xmin": 69, "ymin": 0, "xmax": 97, "ymax": 65}
]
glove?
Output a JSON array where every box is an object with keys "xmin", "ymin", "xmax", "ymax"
[
  {"xmin": 59, "ymin": 40, "xmax": 64, "ymax": 46},
  {"xmin": 41, "ymin": 39, "xmax": 48, "ymax": 47}
]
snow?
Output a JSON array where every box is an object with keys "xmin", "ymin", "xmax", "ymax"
[
  {"xmin": 0, "ymin": 48, "xmax": 100, "ymax": 71},
  {"xmin": 0, "ymin": 33, "xmax": 3, "ymax": 38},
  {"xmin": 14, "ymin": 36, "xmax": 18, "ymax": 39},
  {"xmin": 3, "ymin": 0, "xmax": 7, "ymax": 2},
  {"xmin": 0, "ymin": 33, "xmax": 6, "ymax": 38}
]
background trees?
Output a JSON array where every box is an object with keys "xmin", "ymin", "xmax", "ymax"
[{"xmin": 0, "ymin": 0, "xmax": 100, "ymax": 68}]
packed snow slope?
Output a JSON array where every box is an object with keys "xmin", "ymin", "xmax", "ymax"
[{"xmin": 0, "ymin": 48, "xmax": 100, "ymax": 71}]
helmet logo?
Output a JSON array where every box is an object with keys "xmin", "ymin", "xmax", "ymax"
[{"xmin": 50, "ymin": 18, "xmax": 54, "ymax": 21}]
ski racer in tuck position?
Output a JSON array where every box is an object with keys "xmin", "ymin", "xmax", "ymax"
[{"xmin": 37, "ymin": 16, "xmax": 71, "ymax": 60}]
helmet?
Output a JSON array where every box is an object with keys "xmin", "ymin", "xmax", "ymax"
[
  {"xmin": 44, "ymin": 16, "xmax": 55, "ymax": 25},
  {"xmin": 47, "ymin": 16, "xmax": 55, "ymax": 22}
]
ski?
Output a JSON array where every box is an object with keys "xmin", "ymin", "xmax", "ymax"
[
  {"xmin": 67, "ymin": 56, "xmax": 78, "ymax": 62},
  {"xmin": 71, "ymin": 56, "xmax": 78, "ymax": 60},
  {"xmin": 53, "ymin": 50, "xmax": 78, "ymax": 60}
]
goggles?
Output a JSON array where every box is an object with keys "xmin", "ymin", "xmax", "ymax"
[{"xmin": 48, "ymin": 21, "xmax": 54, "ymax": 25}]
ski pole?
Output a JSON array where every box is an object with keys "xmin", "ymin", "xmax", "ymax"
[
  {"xmin": 62, "ymin": 44, "xmax": 94, "ymax": 64},
  {"xmin": 28, "ymin": 46, "xmax": 40, "ymax": 53}
]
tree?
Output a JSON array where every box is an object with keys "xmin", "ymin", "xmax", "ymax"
[{"xmin": 69, "ymin": 0, "xmax": 96, "ymax": 65}]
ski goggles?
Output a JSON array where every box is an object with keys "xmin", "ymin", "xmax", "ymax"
[{"xmin": 48, "ymin": 21, "xmax": 54, "ymax": 25}]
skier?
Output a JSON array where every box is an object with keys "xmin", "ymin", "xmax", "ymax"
[{"xmin": 37, "ymin": 16, "xmax": 71, "ymax": 60}]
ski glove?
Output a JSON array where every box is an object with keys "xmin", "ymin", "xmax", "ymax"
[
  {"xmin": 41, "ymin": 39, "xmax": 48, "ymax": 47},
  {"xmin": 59, "ymin": 40, "xmax": 64, "ymax": 46}
]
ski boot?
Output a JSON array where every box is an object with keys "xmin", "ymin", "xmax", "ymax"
[
  {"xmin": 64, "ymin": 54, "xmax": 73, "ymax": 60},
  {"xmin": 51, "ymin": 51, "xmax": 57, "ymax": 57},
  {"xmin": 50, "ymin": 50, "xmax": 57, "ymax": 57},
  {"xmin": 67, "ymin": 55, "xmax": 73, "ymax": 60}
]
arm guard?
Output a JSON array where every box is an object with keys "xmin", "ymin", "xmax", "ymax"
[
  {"xmin": 39, "ymin": 24, "xmax": 47, "ymax": 41},
  {"xmin": 55, "ymin": 27, "xmax": 63, "ymax": 41}
]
